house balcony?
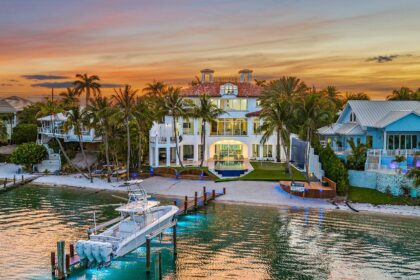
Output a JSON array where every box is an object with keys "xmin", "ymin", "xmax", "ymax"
[
  {"xmin": 365, "ymin": 148, "xmax": 419, "ymax": 173},
  {"xmin": 38, "ymin": 127, "xmax": 101, "ymax": 143},
  {"xmin": 150, "ymin": 136, "xmax": 177, "ymax": 145}
]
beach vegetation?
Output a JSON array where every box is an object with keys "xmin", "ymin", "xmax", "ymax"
[
  {"xmin": 346, "ymin": 139, "xmax": 367, "ymax": 170},
  {"xmin": 10, "ymin": 142, "xmax": 48, "ymax": 171}
]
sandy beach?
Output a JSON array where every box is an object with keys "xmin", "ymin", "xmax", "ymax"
[{"xmin": 1, "ymin": 164, "xmax": 419, "ymax": 218}]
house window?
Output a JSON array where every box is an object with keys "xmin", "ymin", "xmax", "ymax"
[
  {"xmin": 387, "ymin": 134, "xmax": 418, "ymax": 149},
  {"xmin": 349, "ymin": 112, "xmax": 357, "ymax": 122},
  {"xmin": 183, "ymin": 145, "xmax": 194, "ymax": 161},
  {"xmin": 182, "ymin": 120, "xmax": 194, "ymax": 135},
  {"xmin": 219, "ymin": 99, "xmax": 247, "ymax": 111},
  {"xmin": 252, "ymin": 144, "xmax": 260, "ymax": 158},
  {"xmin": 210, "ymin": 118, "xmax": 248, "ymax": 136},
  {"xmin": 263, "ymin": 144, "xmax": 273, "ymax": 158},
  {"xmin": 253, "ymin": 118, "xmax": 261, "ymax": 134}
]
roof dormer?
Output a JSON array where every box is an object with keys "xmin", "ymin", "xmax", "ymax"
[{"xmin": 220, "ymin": 83, "xmax": 238, "ymax": 97}]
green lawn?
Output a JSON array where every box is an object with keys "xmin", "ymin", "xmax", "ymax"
[
  {"xmin": 348, "ymin": 186, "xmax": 420, "ymax": 206},
  {"xmin": 216, "ymin": 161, "xmax": 306, "ymax": 182}
]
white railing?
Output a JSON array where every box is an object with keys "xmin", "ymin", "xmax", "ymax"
[{"xmin": 367, "ymin": 149, "xmax": 419, "ymax": 157}]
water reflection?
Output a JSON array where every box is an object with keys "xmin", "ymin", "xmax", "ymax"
[{"xmin": 0, "ymin": 185, "xmax": 419, "ymax": 280}]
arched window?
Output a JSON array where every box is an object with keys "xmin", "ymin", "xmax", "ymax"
[{"xmin": 349, "ymin": 112, "xmax": 357, "ymax": 122}]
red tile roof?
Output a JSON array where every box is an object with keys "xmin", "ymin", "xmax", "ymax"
[
  {"xmin": 245, "ymin": 110, "xmax": 262, "ymax": 117},
  {"xmin": 181, "ymin": 82, "xmax": 262, "ymax": 98}
]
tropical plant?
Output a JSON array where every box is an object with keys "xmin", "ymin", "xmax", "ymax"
[
  {"xmin": 261, "ymin": 76, "xmax": 308, "ymax": 101},
  {"xmin": 161, "ymin": 86, "xmax": 188, "ymax": 167},
  {"xmin": 189, "ymin": 76, "xmax": 201, "ymax": 87},
  {"xmin": 0, "ymin": 120, "xmax": 8, "ymax": 143},
  {"xmin": 10, "ymin": 142, "xmax": 48, "ymax": 171},
  {"xmin": 193, "ymin": 94, "xmax": 225, "ymax": 167},
  {"xmin": 387, "ymin": 87, "xmax": 415, "ymax": 101},
  {"xmin": 113, "ymin": 85, "xmax": 138, "ymax": 179},
  {"xmin": 344, "ymin": 92, "xmax": 370, "ymax": 102},
  {"xmin": 132, "ymin": 95, "xmax": 155, "ymax": 171},
  {"xmin": 142, "ymin": 80, "xmax": 167, "ymax": 96},
  {"xmin": 322, "ymin": 86, "xmax": 342, "ymax": 110},
  {"xmin": 346, "ymin": 139, "xmax": 367, "ymax": 170},
  {"xmin": 407, "ymin": 168, "xmax": 420, "ymax": 187},
  {"xmin": 254, "ymin": 79, "xmax": 267, "ymax": 87},
  {"xmin": 74, "ymin": 74, "xmax": 101, "ymax": 106},
  {"xmin": 86, "ymin": 95, "xmax": 116, "ymax": 181},
  {"xmin": 64, "ymin": 107, "xmax": 92, "ymax": 181},
  {"xmin": 295, "ymin": 93, "xmax": 334, "ymax": 178},
  {"xmin": 319, "ymin": 144, "xmax": 349, "ymax": 195},
  {"xmin": 11, "ymin": 123, "xmax": 37, "ymax": 144},
  {"xmin": 17, "ymin": 102, "xmax": 43, "ymax": 124},
  {"xmin": 393, "ymin": 155, "xmax": 406, "ymax": 174},
  {"xmin": 59, "ymin": 87, "xmax": 80, "ymax": 109}
]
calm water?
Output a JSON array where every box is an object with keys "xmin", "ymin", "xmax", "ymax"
[{"xmin": 0, "ymin": 185, "xmax": 420, "ymax": 280}]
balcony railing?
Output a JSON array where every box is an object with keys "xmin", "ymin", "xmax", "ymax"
[{"xmin": 367, "ymin": 149, "xmax": 419, "ymax": 157}]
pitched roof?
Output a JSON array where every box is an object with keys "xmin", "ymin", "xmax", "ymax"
[
  {"xmin": 0, "ymin": 100, "xmax": 17, "ymax": 113},
  {"xmin": 343, "ymin": 100, "xmax": 420, "ymax": 128},
  {"xmin": 37, "ymin": 112, "xmax": 67, "ymax": 122},
  {"xmin": 1, "ymin": 96, "xmax": 32, "ymax": 111},
  {"xmin": 181, "ymin": 82, "xmax": 262, "ymax": 98},
  {"xmin": 318, "ymin": 123, "xmax": 364, "ymax": 136}
]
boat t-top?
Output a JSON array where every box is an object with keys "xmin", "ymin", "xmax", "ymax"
[{"xmin": 75, "ymin": 180, "xmax": 179, "ymax": 266}]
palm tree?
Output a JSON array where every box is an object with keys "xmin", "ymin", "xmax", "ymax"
[
  {"xmin": 74, "ymin": 74, "xmax": 101, "ymax": 107},
  {"xmin": 254, "ymin": 79, "xmax": 267, "ymax": 87},
  {"xmin": 86, "ymin": 95, "xmax": 115, "ymax": 182},
  {"xmin": 161, "ymin": 86, "xmax": 188, "ymax": 168},
  {"xmin": 37, "ymin": 99, "xmax": 87, "ymax": 177},
  {"xmin": 113, "ymin": 85, "xmax": 138, "ymax": 179},
  {"xmin": 142, "ymin": 80, "xmax": 166, "ymax": 96},
  {"xmin": 0, "ymin": 120, "xmax": 8, "ymax": 143},
  {"xmin": 193, "ymin": 94, "xmax": 226, "ymax": 167},
  {"xmin": 295, "ymin": 93, "xmax": 333, "ymax": 179},
  {"xmin": 132, "ymin": 95, "xmax": 154, "ymax": 172},
  {"xmin": 344, "ymin": 92, "xmax": 370, "ymax": 102},
  {"xmin": 322, "ymin": 86, "xmax": 342, "ymax": 109},
  {"xmin": 260, "ymin": 76, "xmax": 308, "ymax": 105},
  {"xmin": 259, "ymin": 98, "xmax": 294, "ymax": 165},
  {"xmin": 189, "ymin": 76, "xmax": 201, "ymax": 87},
  {"xmin": 64, "ymin": 107, "xmax": 92, "ymax": 181},
  {"xmin": 387, "ymin": 87, "xmax": 414, "ymax": 100},
  {"xmin": 59, "ymin": 87, "xmax": 80, "ymax": 109},
  {"xmin": 346, "ymin": 139, "xmax": 367, "ymax": 170}
]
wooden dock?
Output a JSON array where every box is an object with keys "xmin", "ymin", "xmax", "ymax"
[
  {"xmin": 51, "ymin": 186, "xmax": 226, "ymax": 279},
  {"xmin": 0, "ymin": 174, "xmax": 41, "ymax": 193}
]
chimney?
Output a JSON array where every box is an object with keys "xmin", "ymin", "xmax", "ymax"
[
  {"xmin": 200, "ymin": 69, "xmax": 214, "ymax": 83},
  {"xmin": 238, "ymin": 69, "xmax": 253, "ymax": 83}
]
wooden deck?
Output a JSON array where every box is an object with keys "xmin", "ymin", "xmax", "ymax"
[
  {"xmin": 280, "ymin": 177, "xmax": 336, "ymax": 199},
  {"xmin": 174, "ymin": 187, "xmax": 225, "ymax": 215}
]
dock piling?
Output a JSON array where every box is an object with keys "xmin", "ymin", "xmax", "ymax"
[
  {"xmin": 158, "ymin": 251, "xmax": 162, "ymax": 280},
  {"xmin": 223, "ymin": 187, "xmax": 226, "ymax": 195},
  {"xmin": 203, "ymin": 186, "xmax": 207, "ymax": 204},
  {"xmin": 56, "ymin": 240, "xmax": 65, "ymax": 279},
  {"xmin": 212, "ymin": 189, "xmax": 216, "ymax": 200},
  {"xmin": 146, "ymin": 238, "xmax": 151, "ymax": 274},
  {"xmin": 65, "ymin": 254, "xmax": 70, "ymax": 276},
  {"xmin": 69, "ymin": 243, "xmax": 74, "ymax": 257},
  {"xmin": 4, "ymin": 178, "xmax": 6, "ymax": 188},
  {"xmin": 194, "ymin": 191, "xmax": 198, "ymax": 209},
  {"xmin": 50, "ymin": 251, "xmax": 56, "ymax": 275},
  {"xmin": 173, "ymin": 224, "xmax": 177, "ymax": 255},
  {"xmin": 21, "ymin": 175, "xmax": 24, "ymax": 182},
  {"xmin": 184, "ymin": 196, "xmax": 188, "ymax": 214},
  {"xmin": 13, "ymin": 175, "xmax": 15, "ymax": 185}
]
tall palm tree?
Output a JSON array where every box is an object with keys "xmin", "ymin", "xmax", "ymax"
[
  {"xmin": 254, "ymin": 79, "xmax": 267, "ymax": 87},
  {"xmin": 37, "ymin": 99, "xmax": 87, "ymax": 177},
  {"xmin": 260, "ymin": 76, "xmax": 308, "ymax": 105},
  {"xmin": 344, "ymin": 92, "xmax": 370, "ymax": 102},
  {"xmin": 86, "ymin": 95, "xmax": 115, "ymax": 182},
  {"xmin": 74, "ymin": 74, "xmax": 101, "ymax": 107},
  {"xmin": 132, "ymin": 95, "xmax": 154, "ymax": 172},
  {"xmin": 295, "ymin": 93, "xmax": 333, "ymax": 179},
  {"xmin": 161, "ymin": 86, "xmax": 188, "ymax": 168},
  {"xmin": 387, "ymin": 87, "xmax": 414, "ymax": 100},
  {"xmin": 322, "ymin": 86, "xmax": 342, "ymax": 109},
  {"xmin": 64, "ymin": 107, "xmax": 92, "ymax": 181},
  {"xmin": 193, "ymin": 94, "xmax": 226, "ymax": 167},
  {"xmin": 142, "ymin": 80, "xmax": 167, "ymax": 96},
  {"xmin": 59, "ymin": 87, "xmax": 80, "ymax": 110},
  {"xmin": 113, "ymin": 85, "xmax": 138, "ymax": 179},
  {"xmin": 259, "ymin": 98, "xmax": 294, "ymax": 165}
]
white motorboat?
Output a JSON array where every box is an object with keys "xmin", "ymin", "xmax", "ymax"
[{"xmin": 76, "ymin": 180, "xmax": 179, "ymax": 265}]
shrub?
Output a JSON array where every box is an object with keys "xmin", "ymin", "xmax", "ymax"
[
  {"xmin": 346, "ymin": 139, "xmax": 367, "ymax": 170},
  {"xmin": 319, "ymin": 144, "xmax": 349, "ymax": 195},
  {"xmin": 10, "ymin": 143, "xmax": 48, "ymax": 171},
  {"xmin": 11, "ymin": 124, "xmax": 37, "ymax": 144}
]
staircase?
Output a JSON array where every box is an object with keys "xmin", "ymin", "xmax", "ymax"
[
  {"xmin": 34, "ymin": 143, "xmax": 62, "ymax": 173},
  {"xmin": 309, "ymin": 147, "xmax": 325, "ymax": 180}
]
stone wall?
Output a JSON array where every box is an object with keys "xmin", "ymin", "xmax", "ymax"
[{"xmin": 348, "ymin": 169, "xmax": 417, "ymax": 197}]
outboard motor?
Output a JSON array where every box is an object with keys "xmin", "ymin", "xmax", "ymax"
[
  {"xmin": 99, "ymin": 243, "xmax": 113, "ymax": 263},
  {"xmin": 83, "ymin": 242, "xmax": 95, "ymax": 263},
  {"xmin": 75, "ymin": 241, "xmax": 87, "ymax": 261}
]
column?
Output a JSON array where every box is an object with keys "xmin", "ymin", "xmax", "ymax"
[
  {"xmin": 259, "ymin": 144, "xmax": 263, "ymax": 160},
  {"xmin": 383, "ymin": 130, "xmax": 387, "ymax": 151},
  {"xmin": 166, "ymin": 146, "xmax": 170, "ymax": 166},
  {"xmin": 193, "ymin": 144, "xmax": 199, "ymax": 163},
  {"xmin": 154, "ymin": 145, "xmax": 159, "ymax": 167}
]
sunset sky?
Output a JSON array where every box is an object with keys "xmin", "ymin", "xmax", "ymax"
[{"xmin": 1, "ymin": 0, "xmax": 420, "ymax": 100}]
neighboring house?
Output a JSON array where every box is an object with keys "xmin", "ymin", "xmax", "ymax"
[
  {"xmin": 149, "ymin": 69, "xmax": 284, "ymax": 176},
  {"xmin": 37, "ymin": 113, "xmax": 101, "ymax": 144},
  {"xmin": 0, "ymin": 96, "xmax": 33, "ymax": 140},
  {"xmin": 318, "ymin": 100, "xmax": 420, "ymax": 172}
]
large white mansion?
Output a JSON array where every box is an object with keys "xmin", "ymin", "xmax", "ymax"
[{"xmin": 149, "ymin": 69, "xmax": 285, "ymax": 173}]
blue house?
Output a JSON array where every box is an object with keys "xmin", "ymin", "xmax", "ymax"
[{"xmin": 318, "ymin": 100, "xmax": 420, "ymax": 172}]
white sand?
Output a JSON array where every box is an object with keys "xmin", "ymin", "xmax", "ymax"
[{"xmin": 1, "ymin": 164, "xmax": 419, "ymax": 218}]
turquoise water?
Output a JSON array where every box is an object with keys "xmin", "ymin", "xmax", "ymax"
[{"xmin": 1, "ymin": 185, "xmax": 420, "ymax": 279}]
